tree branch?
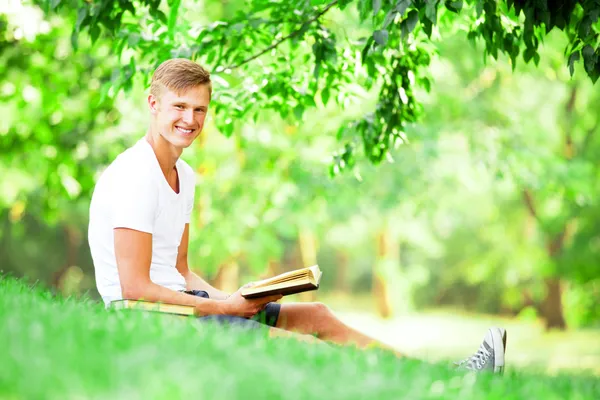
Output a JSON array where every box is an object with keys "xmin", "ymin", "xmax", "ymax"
[
  {"xmin": 564, "ymin": 85, "xmax": 577, "ymax": 159},
  {"xmin": 579, "ymin": 119, "xmax": 598, "ymax": 156},
  {"xmin": 522, "ymin": 188, "xmax": 540, "ymax": 222},
  {"xmin": 523, "ymin": 188, "xmax": 572, "ymax": 257},
  {"xmin": 225, "ymin": 0, "xmax": 338, "ymax": 70},
  {"xmin": 547, "ymin": 226, "xmax": 569, "ymax": 258}
]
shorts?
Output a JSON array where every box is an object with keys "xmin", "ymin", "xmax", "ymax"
[{"xmin": 183, "ymin": 290, "xmax": 281, "ymax": 329}]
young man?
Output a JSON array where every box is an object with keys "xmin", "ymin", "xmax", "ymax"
[{"xmin": 88, "ymin": 58, "xmax": 507, "ymax": 374}]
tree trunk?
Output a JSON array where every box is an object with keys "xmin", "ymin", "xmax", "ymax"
[
  {"xmin": 518, "ymin": 86, "xmax": 579, "ymax": 330},
  {"xmin": 523, "ymin": 212, "xmax": 535, "ymax": 240},
  {"xmin": 212, "ymin": 260, "xmax": 240, "ymax": 294},
  {"xmin": 521, "ymin": 193, "xmax": 569, "ymax": 330},
  {"xmin": 194, "ymin": 127, "xmax": 209, "ymax": 228},
  {"xmin": 539, "ymin": 230, "xmax": 569, "ymax": 329},
  {"xmin": 334, "ymin": 249, "xmax": 349, "ymax": 293},
  {"xmin": 541, "ymin": 278, "xmax": 566, "ymax": 330},
  {"xmin": 262, "ymin": 259, "xmax": 282, "ymax": 280},
  {"xmin": 298, "ymin": 228, "xmax": 317, "ymax": 302},
  {"xmin": 53, "ymin": 224, "xmax": 82, "ymax": 294},
  {"xmin": 373, "ymin": 228, "xmax": 395, "ymax": 319}
]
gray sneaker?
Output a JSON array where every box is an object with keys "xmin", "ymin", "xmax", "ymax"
[{"xmin": 455, "ymin": 327, "xmax": 507, "ymax": 374}]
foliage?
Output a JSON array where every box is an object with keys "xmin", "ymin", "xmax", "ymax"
[
  {"xmin": 44, "ymin": 0, "xmax": 600, "ymax": 171},
  {"xmin": 1, "ymin": 2, "xmax": 599, "ymax": 329},
  {"xmin": 399, "ymin": 30, "xmax": 600, "ymax": 326},
  {"xmin": 0, "ymin": 5, "xmax": 123, "ymax": 221}
]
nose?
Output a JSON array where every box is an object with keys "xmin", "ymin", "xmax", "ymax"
[{"xmin": 182, "ymin": 109, "xmax": 194, "ymax": 124}]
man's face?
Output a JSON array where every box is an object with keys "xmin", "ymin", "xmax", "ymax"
[{"xmin": 148, "ymin": 85, "xmax": 210, "ymax": 149}]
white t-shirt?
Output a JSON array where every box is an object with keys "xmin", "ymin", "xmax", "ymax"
[{"xmin": 88, "ymin": 138, "xmax": 195, "ymax": 305}]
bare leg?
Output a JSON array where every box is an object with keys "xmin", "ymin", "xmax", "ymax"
[
  {"xmin": 267, "ymin": 326, "xmax": 324, "ymax": 345},
  {"xmin": 276, "ymin": 302, "xmax": 403, "ymax": 356}
]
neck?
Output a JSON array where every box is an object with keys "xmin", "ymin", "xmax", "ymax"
[{"xmin": 145, "ymin": 127, "xmax": 182, "ymax": 176}]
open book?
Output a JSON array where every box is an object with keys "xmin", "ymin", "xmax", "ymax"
[
  {"xmin": 110, "ymin": 299, "xmax": 195, "ymax": 316},
  {"xmin": 109, "ymin": 265, "xmax": 323, "ymax": 314},
  {"xmin": 241, "ymin": 265, "xmax": 322, "ymax": 299}
]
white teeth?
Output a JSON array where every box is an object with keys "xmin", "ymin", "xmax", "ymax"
[{"xmin": 176, "ymin": 127, "xmax": 193, "ymax": 134}]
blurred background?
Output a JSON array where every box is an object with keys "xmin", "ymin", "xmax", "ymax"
[{"xmin": 1, "ymin": 0, "xmax": 599, "ymax": 375}]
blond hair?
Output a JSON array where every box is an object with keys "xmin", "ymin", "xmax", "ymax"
[{"xmin": 150, "ymin": 58, "xmax": 212, "ymax": 99}]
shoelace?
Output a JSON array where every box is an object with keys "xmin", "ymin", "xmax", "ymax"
[{"xmin": 455, "ymin": 345, "xmax": 491, "ymax": 370}]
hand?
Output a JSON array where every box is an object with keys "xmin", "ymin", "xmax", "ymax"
[{"xmin": 220, "ymin": 284, "xmax": 282, "ymax": 318}]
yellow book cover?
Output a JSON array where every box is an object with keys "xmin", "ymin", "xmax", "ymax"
[
  {"xmin": 110, "ymin": 299, "xmax": 196, "ymax": 316},
  {"xmin": 241, "ymin": 265, "xmax": 322, "ymax": 299}
]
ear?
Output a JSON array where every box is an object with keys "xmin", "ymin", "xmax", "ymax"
[{"xmin": 148, "ymin": 94, "xmax": 159, "ymax": 114}]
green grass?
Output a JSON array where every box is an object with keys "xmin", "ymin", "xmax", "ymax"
[{"xmin": 1, "ymin": 276, "xmax": 598, "ymax": 399}]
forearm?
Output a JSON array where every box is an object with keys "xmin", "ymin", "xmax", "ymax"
[
  {"xmin": 122, "ymin": 281, "xmax": 226, "ymax": 316},
  {"xmin": 182, "ymin": 270, "xmax": 230, "ymax": 300}
]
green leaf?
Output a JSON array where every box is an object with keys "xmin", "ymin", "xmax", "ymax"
[
  {"xmin": 401, "ymin": 10, "xmax": 419, "ymax": 40},
  {"xmin": 89, "ymin": 25, "xmax": 100, "ymax": 44},
  {"xmin": 523, "ymin": 47, "xmax": 536, "ymax": 64},
  {"xmin": 509, "ymin": 46, "xmax": 519, "ymax": 70},
  {"xmin": 420, "ymin": 76, "xmax": 431, "ymax": 92},
  {"xmin": 70, "ymin": 29, "xmax": 79, "ymax": 51},
  {"xmin": 422, "ymin": 18, "xmax": 433, "ymax": 37},
  {"xmin": 395, "ymin": 0, "xmax": 411, "ymax": 15},
  {"xmin": 127, "ymin": 33, "xmax": 140, "ymax": 47},
  {"xmin": 475, "ymin": 0, "xmax": 483, "ymax": 17},
  {"xmin": 382, "ymin": 9, "xmax": 396, "ymax": 29},
  {"xmin": 445, "ymin": 0, "xmax": 463, "ymax": 13},
  {"xmin": 122, "ymin": 2, "xmax": 135, "ymax": 15},
  {"xmin": 321, "ymin": 87, "xmax": 330, "ymax": 105},
  {"xmin": 361, "ymin": 37, "xmax": 374, "ymax": 62},
  {"xmin": 338, "ymin": 0, "xmax": 354, "ymax": 10},
  {"xmin": 293, "ymin": 105, "xmax": 304, "ymax": 120},
  {"xmin": 152, "ymin": 9, "xmax": 168, "ymax": 24},
  {"xmin": 75, "ymin": 6, "xmax": 88, "ymax": 32},
  {"xmin": 358, "ymin": 0, "xmax": 372, "ymax": 21},
  {"xmin": 313, "ymin": 60, "xmax": 322, "ymax": 81},
  {"xmin": 578, "ymin": 16, "xmax": 593, "ymax": 40},
  {"xmin": 373, "ymin": 0, "xmax": 382, "ymax": 15},
  {"xmin": 219, "ymin": 118, "xmax": 235, "ymax": 137},
  {"xmin": 168, "ymin": 0, "xmax": 181, "ymax": 37},
  {"xmin": 373, "ymin": 29, "xmax": 389, "ymax": 46},
  {"xmin": 582, "ymin": 46, "xmax": 598, "ymax": 77},
  {"xmin": 304, "ymin": 95, "xmax": 317, "ymax": 108},
  {"xmin": 467, "ymin": 30, "xmax": 478, "ymax": 43},
  {"xmin": 425, "ymin": 0, "xmax": 439, "ymax": 23},
  {"xmin": 590, "ymin": 62, "xmax": 600, "ymax": 84}
]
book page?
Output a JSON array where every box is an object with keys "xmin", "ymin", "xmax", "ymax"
[
  {"xmin": 246, "ymin": 265, "xmax": 321, "ymax": 289},
  {"xmin": 250, "ymin": 267, "xmax": 310, "ymax": 288},
  {"xmin": 242, "ymin": 276, "xmax": 313, "ymax": 295},
  {"xmin": 308, "ymin": 265, "xmax": 322, "ymax": 284}
]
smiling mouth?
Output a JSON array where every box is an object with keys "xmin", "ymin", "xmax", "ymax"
[{"xmin": 175, "ymin": 126, "xmax": 195, "ymax": 135}]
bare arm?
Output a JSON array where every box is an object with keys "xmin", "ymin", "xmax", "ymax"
[
  {"xmin": 175, "ymin": 224, "xmax": 230, "ymax": 300},
  {"xmin": 114, "ymin": 227, "xmax": 225, "ymax": 315},
  {"xmin": 114, "ymin": 227, "xmax": 280, "ymax": 317}
]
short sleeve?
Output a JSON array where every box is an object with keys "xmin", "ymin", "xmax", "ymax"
[
  {"xmin": 110, "ymin": 169, "xmax": 158, "ymax": 234},
  {"xmin": 182, "ymin": 162, "xmax": 196, "ymax": 224}
]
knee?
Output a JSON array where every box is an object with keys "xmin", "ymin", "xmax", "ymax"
[
  {"xmin": 312, "ymin": 302, "xmax": 333, "ymax": 319},
  {"xmin": 310, "ymin": 302, "xmax": 340, "ymax": 334}
]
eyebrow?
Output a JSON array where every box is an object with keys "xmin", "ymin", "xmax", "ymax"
[{"xmin": 174, "ymin": 102, "xmax": 208, "ymax": 111}]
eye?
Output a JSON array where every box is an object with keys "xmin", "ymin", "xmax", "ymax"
[
  {"xmin": 195, "ymin": 108, "xmax": 205, "ymax": 113},
  {"xmin": 175, "ymin": 105, "xmax": 184, "ymax": 110}
]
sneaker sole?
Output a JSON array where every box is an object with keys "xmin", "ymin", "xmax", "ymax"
[{"xmin": 491, "ymin": 327, "xmax": 507, "ymax": 374}]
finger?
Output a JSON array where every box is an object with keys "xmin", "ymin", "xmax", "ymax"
[
  {"xmin": 262, "ymin": 294, "xmax": 283, "ymax": 303},
  {"xmin": 248, "ymin": 294, "xmax": 282, "ymax": 305},
  {"xmin": 251, "ymin": 296, "xmax": 279, "ymax": 305}
]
